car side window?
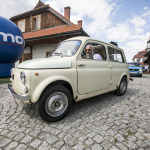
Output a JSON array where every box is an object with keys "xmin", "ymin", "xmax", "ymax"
[
  {"xmin": 115, "ymin": 50, "xmax": 124, "ymax": 63},
  {"xmin": 81, "ymin": 43, "xmax": 107, "ymax": 60},
  {"xmin": 108, "ymin": 47, "xmax": 124, "ymax": 63},
  {"xmin": 108, "ymin": 47, "xmax": 117, "ymax": 62}
]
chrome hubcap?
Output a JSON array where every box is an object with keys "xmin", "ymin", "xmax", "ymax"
[
  {"xmin": 45, "ymin": 92, "xmax": 68, "ymax": 117},
  {"xmin": 120, "ymin": 80, "xmax": 126, "ymax": 93}
]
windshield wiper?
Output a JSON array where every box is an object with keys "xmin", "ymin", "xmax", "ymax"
[{"xmin": 54, "ymin": 52, "xmax": 63, "ymax": 56}]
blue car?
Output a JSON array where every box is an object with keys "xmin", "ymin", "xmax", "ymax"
[{"xmin": 127, "ymin": 62, "xmax": 143, "ymax": 77}]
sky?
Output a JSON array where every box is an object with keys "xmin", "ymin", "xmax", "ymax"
[{"xmin": 1, "ymin": 0, "xmax": 150, "ymax": 62}]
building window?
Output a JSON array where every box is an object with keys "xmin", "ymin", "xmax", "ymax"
[
  {"xmin": 139, "ymin": 54, "xmax": 143, "ymax": 56},
  {"xmin": 137, "ymin": 58, "xmax": 140, "ymax": 62},
  {"xmin": 32, "ymin": 15, "xmax": 41, "ymax": 30},
  {"xmin": 18, "ymin": 19, "xmax": 25, "ymax": 32}
]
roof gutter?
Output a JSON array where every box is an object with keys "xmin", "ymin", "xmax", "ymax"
[{"xmin": 24, "ymin": 29, "xmax": 89, "ymax": 42}]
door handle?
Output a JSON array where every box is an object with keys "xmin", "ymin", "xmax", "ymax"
[{"xmin": 78, "ymin": 64, "xmax": 86, "ymax": 66}]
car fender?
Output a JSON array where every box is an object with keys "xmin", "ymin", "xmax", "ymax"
[
  {"xmin": 117, "ymin": 73, "xmax": 129, "ymax": 87},
  {"xmin": 31, "ymin": 75, "xmax": 77, "ymax": 103}
]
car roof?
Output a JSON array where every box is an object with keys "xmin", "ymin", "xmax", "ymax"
[{"xmin": 64, "ymin": 36, "xmax": 124, "ymax": 52}]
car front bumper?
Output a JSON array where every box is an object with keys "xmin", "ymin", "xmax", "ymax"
[
  {"xmin": 129, "ymin": 71, "xmax": 142, "ymax": 75},
  {"xmin": 8, "ymin": 83, "xmax": 30, "ymax": 101}
]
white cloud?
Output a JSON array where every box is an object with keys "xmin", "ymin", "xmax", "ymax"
[
  {"xmin": 121, "ymin": 32, "xmax": 150, "ymax": 62},
  {"xmin": 131, "ymin": 16, "xmax": 146, "ymax": 27},
  {"xmin": 105, "ymin": 23, "xmax": 131, "ymax": 42},
  {"xmin": 144, "ymin": 7, "xmax": 148, "ymax": 10},
  {"xmin": 45, "ymin": 0, "xmax": 116, "ymax": 35},
  {"xmin": 0, "ymin": 0, "xmax": 38, "ymax": 19}
]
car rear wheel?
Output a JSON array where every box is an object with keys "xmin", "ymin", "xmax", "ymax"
[
  {"xmin": 115, "ymin": 77, "xmax": 127, "ymax": 96},
  {"xmin": 39, "ymin": 85, "xmax": 73, "ymax": 122}
]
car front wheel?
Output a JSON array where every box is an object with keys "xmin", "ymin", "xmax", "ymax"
[
  {"xmin": 115, "ymin": 77, "xmax": 127, "ymax": 96},
  {"xmin": 39, "ymin": 85, "xmax": 73, "ymax": 122}
]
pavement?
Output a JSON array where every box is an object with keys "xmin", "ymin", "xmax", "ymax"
[{"xmin": 0, "ymin": 74, "xmax": 150, "ymax": 150}]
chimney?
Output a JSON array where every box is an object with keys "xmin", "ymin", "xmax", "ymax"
[
  {"xmin": 64, "ymin": 6, "xmax": 71, "ymax": 20},
  {"xmin": 77, "ymin": 20, "xmax": 82, "ymax": 29}
]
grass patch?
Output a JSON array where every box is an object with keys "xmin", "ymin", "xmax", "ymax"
[
  {"xmin": 129, "ymin": 115, "xmax": 133, "ymax": 117},
  {"xmin": 120, "ymin": 113, "xmax": 124, "ymax": 115},
  {"xmin": 114, "ymin": 138, "xmax": 118, "ymax": 142},
  {"xmin": 0, "ymin": 78, "xmax": 10, "ymax": 84},
  {"xmin": 127, "ymin": 129, "xmax": 133, "ymax": 135},
  {"xmin": 115, "ymin": 114, "xmax": 118, "ymax": 117},
  {"xmin": 134, "ymin": 107, "xmax": 137, "ymax": 109},
  {"xmin": 127, "ymin": 98, "xmax": 130, "ymax": 100},
  {"xmin": 123, "ymin": 134, "xmax": 128, "ymax": 139}
]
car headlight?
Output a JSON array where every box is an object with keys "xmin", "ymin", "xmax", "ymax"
[
  {"xmin": 20, "ymin": 72, "xmax": 26, "ymax": 83},
  {"xmin": 10, "ymin": 68, "xmax": 14, "ymax": 76},
  {"xmin": 22, "ymin": 85, "xmax": 28, "ymax": 93},
  {"xmin": 139, "ymin": 69, "xmax": 142, "ymax": 71}
]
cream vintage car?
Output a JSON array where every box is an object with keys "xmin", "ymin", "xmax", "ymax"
[{"xmin": 8, "ymin": 36, "xmax": 129, "ymax": 122}]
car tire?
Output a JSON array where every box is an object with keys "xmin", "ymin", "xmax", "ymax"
[
  {"xmin": 139, "ymin": 74, "xmax": 142, "ymax": 77},
  {"xmin": 115, "ymin": 77, "xmax": 127, "ymax": 96},
  {"xmin": 39, "ymin": 85, "xmax": 73, "ymax": 122}
]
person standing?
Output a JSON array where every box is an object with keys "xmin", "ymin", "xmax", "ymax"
[
  {"xmin": 145, "ymin": 63, "xmax": 149, "ymax": 74},
  {"xmin": 142, "ymin": 65, "xmax": 145, "ymax": 74}
]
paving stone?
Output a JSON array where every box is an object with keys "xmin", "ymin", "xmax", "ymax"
[
  {"xmin": 114, "ymin": 134, "xmax": 125, "ymax": 142},
  {"xmin": 123, "ymin": 141, "xmax": 138, "ymax": 149},
  {"xmin": 21, "ymin": 135, "xmax": 33, "ymax": 144},
  {"xmin": 5, "ymin": 142, "xmax": 18, "ymax": 150},
  {"xmin": 101, "ymin": 140, "xmax": 112, "ymax": 149},
  {"xmin": 144, "ymin": 139, "xmax": 150, "ymax": 146},
  {"xmin": 136, "ymin": 140, "xmax": 147, "ymax": 147},
  {"xmin": 30, "ymin": 139, "xmax": 42, "ymax": 148},
  {"xmin": 109, "ymin": 146, "xmax": 120, "ymax": 150},
  {"xmin": 84, "ymin": 138, "xmax": 94, "ymax": 146},
  {"xmin": 53, "ymin": 141, "xmax": 64, "ymax": 149},
  {"xmin": 0, "ymin": 138, "xmax": 12, "ymax": 147},
  {"xmin": 38, "ymin": 141, "xmax": 51, "ymax": 150},
  {"xmin": 14, "ymin": 133, "xmax": 25, "ymax": 141},
  {"xmin": 15, "ymin": 144, "xmax": 27, "ymax": 150},
  {"xmin": 61, "ymin": 145, "xmax": 72, "ymax": 150},
  {"xmin": 92, "ymin": 144, "xmax": 102, "ymax": 150},
  {"xmin": 93, "ymin": 134, "xmax": 104, "ymax": 143},
  {"xmin": 46, "ymin": 135, "xmax": 59, "ymax": 145},
  {"xmin": 73, "ymin": 142, "xmax": 85, "ymax": 150}
]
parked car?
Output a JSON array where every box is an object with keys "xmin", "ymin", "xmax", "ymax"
[
  {"xmin": 8, "ymin": 37, "xmax": 129, "ymax": 122},
  {"xmin": 127, "ymin": 62, "xmax": 143, "ymax": 77}
]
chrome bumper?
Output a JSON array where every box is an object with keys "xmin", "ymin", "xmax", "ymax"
[{"xmin": 8, "ymin": 83, "xmax": 30, "ymax": 101}]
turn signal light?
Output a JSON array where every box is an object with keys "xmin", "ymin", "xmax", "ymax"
[{"xmin": 35, "ymin": 73, "xmax": 39, "ymax": 76}]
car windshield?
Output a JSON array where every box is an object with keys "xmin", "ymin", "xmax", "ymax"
[
  {"xmin": 128, "ymin": 63, "xmax": 140, "ymax": 67},
  {"xmin": 52, "ymin": 40, "xmax": 81, "ymax": 56}
]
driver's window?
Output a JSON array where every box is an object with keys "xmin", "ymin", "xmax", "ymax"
[{"xmin": 81, "ymin": 43, "xmax": 107, "ymax": 60}]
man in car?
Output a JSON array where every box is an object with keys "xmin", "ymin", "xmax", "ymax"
[{"xmin": 85, "ymin": 45, "xmax": 102, "ymax": 60}]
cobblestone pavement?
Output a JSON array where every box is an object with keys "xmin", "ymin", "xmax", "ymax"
[{"xmin": 0, "ymin": 75, "xmax": 150, "ymax": 150}]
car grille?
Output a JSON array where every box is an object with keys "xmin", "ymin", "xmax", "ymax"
[{"xmin": 129, "ymin": 69, "xmax": 139, "ymax": 71}]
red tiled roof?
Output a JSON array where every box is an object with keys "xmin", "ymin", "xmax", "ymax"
[
  {"xmin": 23, "ymin": 25, "xmax": 79, "ymax": 39},
  {"xmin": 132, "ymin": 49, "xmax": 147, "ymax": 59}
]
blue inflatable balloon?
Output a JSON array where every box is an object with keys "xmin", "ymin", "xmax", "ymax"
[{"xmin": 0, "ymin": 16, "xmax": 25, "ymax": 77}]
